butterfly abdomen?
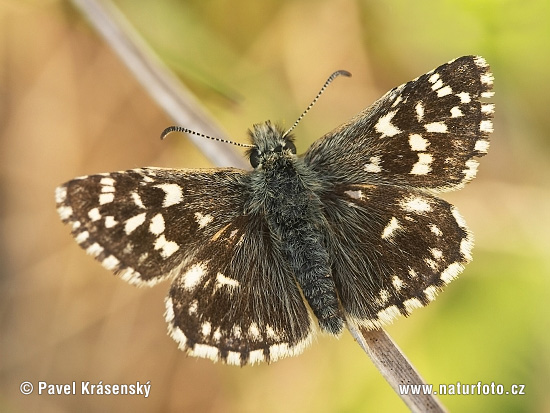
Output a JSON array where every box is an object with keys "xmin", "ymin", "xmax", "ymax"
[{"xmin": 252, "ymin": 154, "xmax": 344, "ymax": 335}]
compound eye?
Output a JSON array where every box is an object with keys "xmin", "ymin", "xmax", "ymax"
[
  {"xmin": 250, "ymin": 148, "xmax": 262, "ymax": 168},
  {"xmin": 284, "ymin": 139, "xmax": 296, "ymax": 154}
]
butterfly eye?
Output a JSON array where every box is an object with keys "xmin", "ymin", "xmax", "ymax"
[
  {"xmin": 274, "ymin": 144, "xmax": 283, "ymax": 153},
  {"xmin": 284, "ymin": 139, "xmax": 296, "ymax": 154},
  {"xmin": 250, "ymin": 148, "xmax": 262, "ymax": 168}
]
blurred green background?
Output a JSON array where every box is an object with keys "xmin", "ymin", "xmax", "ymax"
[{"xmin": 1, "ymin": 0, "xmax": 549, "ymax": 412}]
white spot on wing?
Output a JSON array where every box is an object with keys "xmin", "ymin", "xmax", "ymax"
[
  {"xmin": 227, "ymin": 352, "xmax": 242, "ymax": 365},
  {"xmin": 441, "ymin": 262, "xmax": 463, "ymax": 283},
  {"xmin": 266, "ymin": 325, "xmax": 279, "ymax": 340},
  {"xmin": 75, "ymin": 231, "xmax": 89, "ymax": 244},
  {"xmin": 201, "ymin": 321, "xmax": 212, "ymax": 337},
  {"xmin": 428, "ymin": 73, "xmax": 440, "ymax": 83},
  {"xmin": 194, "ymin": 212, "xmax": 213, "ymax": 229},
  {"xmin": 425, "ymin": 258, "xmax": 437, "ymax": 270},
  {"xmin": 100, "ymin": 177, "xmax": 115, "ymax": 186},
  {"xmin": 131, "ymin": 192, "xmax": 145, "ymax": 208},
  {"xmin": 377, "ymin": 305, "xmax": 401, "ymax": 324},
  {"xmin": 410, "ymin": 153, "xmax": 433, "ymax": 175},
  {"xmin": 400, "ymin": 196, "xmax": 432, "ymax": 213},
  {"xmin": 382, "ymin": 217, "xmax": 400, "ymax": 239},
  {"xmin": 404, "ymin": 298, "xmax": 423, "ymax": 313},
  {"xmin": 215, "ymin": 272, "xmax": 240, "ymax": 290},
  {"xmin": 102, "ymin": 255, "xmax": 120, "ymax": 271},
  {"xmin": 463, "ymin": 159, "xmax": 479, "ymax": 181},
  {"xmin": 450, "ymin": 106, "xmax": 463, "ymax": 118},
  {"xmin": 481, "ymin": 103, "xmax": 495, "ymax": 114},
  {"xmin": 423, "ymin": 285, "xmax": 438, "ymax": 301},
  {"xmin": 480, "ymin": 120, "xmax": 493, "ymax": 133},
  {"xmin": 99, "ymin": 193, "xmax": 114, "ymax": 205},
  {"xmin": 344, "ymin": 190, "xmax": 364, "ymax": 200},
  {"xmin": 124, "ymin": 212, "xmax": 146, "ymax": 235},
  {"xmin": 88, "ymin": 207, "xmax": 101, "ymax": 222},
  {"xmin": 431, "ymin": 79, "xmax": 443, "ymax": 91},
  {"xmin": 188, "ymin": 300, "xmax": 198, "ymax": 315},
  {"xmin": 424, "ymin": 122, "xmax": 448, "ymax": 133},
  {"xmin": 149, "ymin": 213, "xmax": 165, "ymax": 235},
  {"xmin": 248, "ymin": 349, "xmax": 266, "ymax": 364},
  {"xmin": 364, "ymin": 156, "xmax": 382, "ymax": 173},
  {"xmin": 430, "ymin": 224, "xmax": 442, "ymax": 236},
  {"xmin": 248, "ymin": 322, "xmax": 261, "ymax": 340},
  {"xmin": 436, "ymin": 85, "xmax": 452, "ymax": 97},
  {"xmin": 375, "ymin": 110, "xmax": 401, "ymax": 138},
  {"xmin": 86, "ymin": 243, "xmax": 104, "ymax": 257},
  {"xmin": 480, "ymin": 72, "xmax": 494, "ymax": 86},
  {"xmin": 461, "ymin": 238, "xmax": 473, "ymax": 261},
  {"xmin": 456, "ymin": 92, "xmax": 471, "ymax": 104},
  {"xmin": 473, "ymin": 56, "xmax": 489, "ymax": 68},
  {"xmin": 431, "ymin": 248, "xmax": 443, "ymax": 260},
  {"xmin": 408, "ymin": 134, "xmax": 429, "ymax": 151},
  {"xmin": 192, "ymin": 344, "xmax": 220, "ymax": 362},
  {"xmin": 182, "ymin": 263, "xmax": 207, "ymax": 290},
  {"xmin": 391, "ymin": 95, "xmax": 403, "ymax": 107},
  {"xmin": 155, "ymin": 183, "xmax": 183, "ymax": 207},
  {"xmin": 392, "ymin": 275, "xmax": 404, "ymax": 291},
  {"xmin": 232, "ymin": 325, "xmax": 242, "ymax": 339},
  {"xmin": 154, "ymin": 234, "xmax": 179, "ymax": 258},
  {"xmin": 379, "ymin": 289, "xmax": 389, "ymax": 304},
  {"xmin": 104, "ymin": 216, "xmax": 118, "ymax": 228},
  {"xmin": 55, "ymin": 186, "xmax": 67, "ymax": 203},
  {"xmin": 474, "ymin": 139, "xmax": 490, "ymax": 153},
  {"xmin": 415, "ymin": 102, "xmax": 424, "ymax": 121}
]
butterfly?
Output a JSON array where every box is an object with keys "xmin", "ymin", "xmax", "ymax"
[{"xmin": 56, "ymin": 56, "xmax": 494, "ymax": 365}]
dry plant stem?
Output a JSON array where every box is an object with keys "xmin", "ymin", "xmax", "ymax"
[
  {"xmin": 349, "ymin": 326, "xmax": 447, "ymax": 412},
  {"xmin": 71, "ymin": 0, "xmax": 246, "ymax": 169},
  {"xmin": 70, "ymin": 0, "xmax": 447, "ymax": 411}
]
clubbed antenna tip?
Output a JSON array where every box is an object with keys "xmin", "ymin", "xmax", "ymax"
[
  {"xmin": 161, "ymin": 126, "xmax": 255, "ymax": 148},
  {"xmin": 283, "ymin": 70, "xmax": 352, "ymax": 138}
]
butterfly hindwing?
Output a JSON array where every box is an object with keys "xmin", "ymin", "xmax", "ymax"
[
  {"xmin": 304, "ymin": 56, "xmax": 494, "ymax": 192},
  {"xmin": 321, "ymin": 184, "xmax": 472, "ymax": 329},
  {"xmin": 166, "ymin": 214, "xmax": 314, "ymax": 366}
]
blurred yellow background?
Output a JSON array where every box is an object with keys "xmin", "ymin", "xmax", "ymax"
[{"xmin": 1, "ymin": 0, "xmax": 549, "ymax": 412}]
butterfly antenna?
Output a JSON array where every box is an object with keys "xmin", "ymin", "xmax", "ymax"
[
  {"xmin": 161, "ymin": 126, "xmax": 256, "ymax": 148},
  {"xmin": 283, "ymin": 70, "xmax": 351, "ymax": 138}
]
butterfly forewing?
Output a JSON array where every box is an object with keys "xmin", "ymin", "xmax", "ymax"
[
  {"xmin": 304, "ymin": 56, "xmax": 494, "ymax": 191},
  {"xmin": 56, "ymin": 167, "xmax": 249, "ymax": 285}
]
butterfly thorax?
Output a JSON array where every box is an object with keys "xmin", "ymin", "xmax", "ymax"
[{"xmin": 245, "ymin": 121, "xmax": 344, "ymax": 334}]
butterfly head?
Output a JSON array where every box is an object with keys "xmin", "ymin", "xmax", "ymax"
[{"xmin": 247, "ymin": 121, "xmax": 297, "ymax": 169}]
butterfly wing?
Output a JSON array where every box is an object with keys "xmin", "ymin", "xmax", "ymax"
[
  {"xmin": 56, "ymin": 167, "xmax": 246, "ymax": 286},
  {"xmin": 321, "ymin": 184, "xmax": 472, "ymax": 329},
  {"xmin": 166, "ymin": 213, "xmax": 314, "ymax": 365},
  {"xmin": 303, "ymin": 56, "xmax": 493, "ymax": 329},
  {"xmin": 56, "ymin": 167, "xmax": 313, "ymax": 365},
  {"xmin": 304, "ymin": 56, "xmax": 494, "ymax": 192}
]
